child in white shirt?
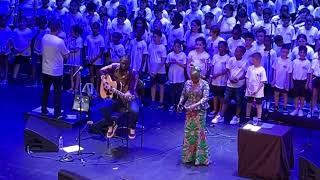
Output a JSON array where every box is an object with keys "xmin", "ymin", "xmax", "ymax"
[
  {"xmin": 218, "ymin": 4, "xmax": 236, "ymax": 40},
  {"xmin": 243, "ymin": 32, "xmax": 257, "ymax": 65},
  {"xmin": 187, "ymin": 37, "xmax": 210, "ymax": 78},
  {"xmin": 105, "ymin": 0, "xmax": 120, "ymax": 20},
  {"xmin": 128, "ymin": 28, "xmax": 148, "ymax": 74},
  {"xmin": 251, "ymin": 0, "xmax": 264, "ymax": 26},
  {"xmin": 53, "ymin": 0, "xmax": 69, "ymax": 18},
  {"xmin": 253, "ymin": 8, "xmax": 275, "ymax": 35},
  {"xmin": 185, "ymin": 0, "xmax": 204, "ymax": 29},
  {"xmin": 166, "ymin": 40, "xmax": 187, "ymax": 111},
  {"xmin": 0, "ymin": 15, "xmax": 11, "ymax": 85},
  {"xmin": 12, "ymin": 17, "xmax": 33, "ymax": 81},
  {"xmin": 62, "ymin": 0, "xmax": 85, "ymax": 37},
  {"xmin": 202, "ymin": 12, "xmax": 214, "ymax": 39},
  {"xmin": 297, "ymin": 15, "xmax": 318, "ymax": 48},
  {"xmin": 167, "ymin": 12, "xmax": 184, "ymax": 51},
  {"xmin": 84, "ymin": 22, "xmax": 105, "ymax": 90},
  {"xmin": 271, "ymin": 45, "xmax": 292, "ymax": 114},
  {"xmin": 275, "ymin": 13, "xmax": 295, "ymax": 47},
  {"xmin": 66, "ymin": 25, "xmax": 83, "ymax": 93},
  {"xmin": 237, "ymin": 9, "xmax": 252, "ymax": 32},
  {"xmin": 309, "ymin": 48, "xmax": 320, "ymax": 118},
  {"xmin": 210, "ymin": 41, "xmax": 230, "ymax": 123},
  {"xmin": 291, "ymin": 34, "xmax": 315, "ymax": 61},
  {"xmin": 184, "ymin": 19, "xmax": 205, "ymax": 53},
  {"xmin": 245, "ymin": 52, "xmax": 267, "ymax": 121},
  {"xmin": 206, "ymin": 25, "xmax": 225, "ymax": 58},
  {"xmin": 213, "ymin": 46, "xmax": 248, "ymax": 124},
  {"xmin": 108, "ymin": 32, "xmax": 125, "ymax": 63},
  {"xmin": 261, "ymin": 35, "xmax": 276, "ymax": 84},
  {"xmin": 227, "ymin": 25, "xmax": 245, "ymax": 56},
  {"xmin": 148, "ymin": 30, "xmax": 167, "ymax": 108},
  {"xmin": 274, "ymin": 35, "xmax": 284, "ymax": 57},
  {"xmin": 290, "ymin": 46, "xmax": 311, "ymax": 117}
]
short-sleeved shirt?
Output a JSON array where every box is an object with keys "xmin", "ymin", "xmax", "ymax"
[{"xmin": 245, "ymin": 65, "xmax": 267, "ymax": 98}]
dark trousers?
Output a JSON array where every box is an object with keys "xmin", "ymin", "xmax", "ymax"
[
  {"xmin": 41, "ymin": 73, "xmax": 63, "ymax": 116},
  {"xmin": 169, "ymin": 83, "xmax": 184, "ymax": 106},
  {"xmin": 100, "ymin": 98, "xmax": 140, "ymax": 129}
]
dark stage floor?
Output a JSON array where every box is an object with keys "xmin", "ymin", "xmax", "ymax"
[{"xmin": 0, "ymin": 84, "xmax": 319, "ymax": 180}]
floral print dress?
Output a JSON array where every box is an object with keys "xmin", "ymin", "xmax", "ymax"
[{"xmin": 179, "ymin": 79, "xmax": 210, "ymax": 165}]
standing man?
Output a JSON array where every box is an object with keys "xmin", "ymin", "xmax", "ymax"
[{"xmin": 41, "ymin": 19, "xmax": 69, "ymax": 119}]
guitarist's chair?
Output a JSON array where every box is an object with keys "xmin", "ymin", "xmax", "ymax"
[{"xmin": 106, "ymin": 105, "xmax": 144, "ymax": 149}]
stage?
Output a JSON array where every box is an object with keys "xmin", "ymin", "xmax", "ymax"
[{"xmin": 1, "ymin": 84, "xmax": 319, "ymax": 179}]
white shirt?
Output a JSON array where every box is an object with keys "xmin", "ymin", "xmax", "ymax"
[
  {"xmin": 187, "ymin": 50, "xmax": 210, "ymax": 77},
  {"xmin": 42, "ymin": 34, "xmax": 69, "ymax": 76},
  {"xmin": 62, "ymin": 12, "xmax": 84, "ymax": 36},
  {"xmin": 311, "ymin": 59, "xmax": 320, "ymax": 77},
  {"xmin": 66, "ymin": 36, "xmax": 83, "ymax": 66},
  {"xmin": 275, "ymin": 24, "xmax": 295, "ymax": 44},
  {"xmin": 275, "ymin": 0, "xmax": 296, "ymax": 14},
  {"xmin": 167, "ymin": 51, "xmax": 187, "ymax": 83},
  {"xmin": 272, "ymin": 57, "xmax": 293, "ymax": 89},
  {"xmin": 12, "ymin": 28, "xmax": 33, "ymax": 56},
  {"xmin": 53, "ymin": 7, "xmax": 69, "ymax": 18},
  {"xmin": 219, "ymin": 16, "xmax": 236, "ymax": 34},
  {"xmin": 0, "ymin": 26, "xmax": 12, "ymax": 55},
  {"xmin": 134, "ymin": 7, "xmax": 152, "ymax": 22},
  {"xmin": 111, "ymin": 18, "xmax": 132, "ymax": 38},
  {"xmin": 245, "ymin": 65, "xmax": 267, "ymax": 98},
  {"xmin": 184, "ymin": 31, "xmax": 205, "ymax": 52},
  {"xmin": 34, "ymin": 28, "xmax": 51, "ymax": 55},
  {"xmin": 227, "ymin": 37, "xmax": 245, "ymax": 56},
  {"xmin": 210, "ymin": 7, "xmax": 223, "ymax": 24},
  {"xmin": 292, "ymin": 59, "xmax": 311, "ymax": 80},
  {"xmin": 226, "ymin": 57, "xmax": 248, "ymax": 88},
  {"xmin": 291, "ymin": 46, "xmax": 314, "ymax": 61},
  {"xmin": 109, "ymin": 43, "xmax": 125, "ymax": 63},
  {"xmin": 185, "ymin": 9, "xmax": 204, "ymax": 27},
  {"xmin": 105, "ymin": 1, "xmax": 119, "ymax": 20},
  {"xmin": 297, "ymin": 26, "xmax": 318, "ymax": 46},
  {"xmin": 129, "ymin": 39, "xmax": 148, "ymax": 71},
  {"xmin": 250, "ymin": 12, "xmax": 263, "ymax": 26},
  {"xmin": 167, "ymin": 26, "xmax": 184, "ymax": 50},
  {"xmin": 84, "ymin": 34, "xmax": 105, "ymax": 65},
  {"xmin": 253, "ymin": 22, "xmax": 276, "ymax": 35},
  {"xmin": 211, "ymin": 54, "xmax": 230, "ymax": 86},
  {"xmin": 206, "ymin": 36, "xmax": 225, "ymax": 57},
  {"xmin": 148, "ymin": 43, "xmax": 167, "ymax": 74}
]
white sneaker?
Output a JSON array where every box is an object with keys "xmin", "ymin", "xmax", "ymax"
[
  {"xmin": 211, "ymin": 115, "xmax": 224, "ymax": 123},
  {"xmin": 230, "ymin": 116, "xmax": 240, "ymax": 125},
  {"xmin": 298, "ymin": 109, "xmax": 304, "ymax": 117},
  {"xmin": 208, "ymin": 111, "xmax": 216, "ymax": 117},
  {"xmin": 290, "ymin": 109, "xmax": 298, "ymax": 116}
]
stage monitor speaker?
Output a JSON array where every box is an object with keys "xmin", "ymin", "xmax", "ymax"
[
  {"xmin": 24, "ymin": 116, "xmax": 61, "ymax": 152},
  {"xmin": 299, "ymin": 156, "xmax": 320, "ymax": 180},
  {"xmin": 58, "ymin": 169, "xmax": 90, "ymax": 180}
]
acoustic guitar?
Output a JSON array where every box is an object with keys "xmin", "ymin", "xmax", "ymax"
[{"xmin": 100, "ymin": 75, "xmax": 135, "ymax": 101}]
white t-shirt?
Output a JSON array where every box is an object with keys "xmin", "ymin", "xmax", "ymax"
[
  {"xmin": 184, "ymin": 31, "xmax": 205, "ymax": 52},
  {"xmin": 167, "ymin": 26, "xmax": 184, "ymax": 50},
  {"xmin": 148, "ymin": 43, "xmax": 167, "ymax": 74},
  {"xmin": 211, "ymin": 54, "xmax": 230, "ymax": 86},
  {"xmin": 185, "ymin": 9, "xmax": 204, "ymax": 28},
  {"xmin": 219, "ymin": 16, "xmax": 236, "ymax": 34},
  {"xmin": 12, "ymin": 28, "xmax": 33, "ymax": 56},
  {"xmin": 105, "ymin": 1, "xmax": 119, "ymax": 19},
  {"xmin": 84, "ymin": 34, "xmax": 105, "ymax": 65},
  {"xmin": 167, "ymin": 51, "xmax": 187, "ymax": 83},
  {"xmin": 292, "ymin": 59, "xmax": 312, "ymax": 80},
  {"xmin": 275, "ymin": 0, "xmax": 296, "ymax": 14},
  {"xmin": 245, "ymin": 65, "xmax": 267, "ymax": 98},
  {"xmin": 272, "ymin": 57, "xmax": 293, "ymax": 89},
  {"xmin": 210, "ymin": 6, "xmax": 223, "ymax": 24},
  {"xmin": 134, "ymin": 7, "xmax": 152, "ymax": 22},
  {"xmin": 109, "ymin": 43, "xmax": 125, "ymax": 63},
  {"xmin": 53, "ymin": 7, "xmax": 69, "ymax": 18},
  {"xmin": 291, "ymin": 45, "xmax": 314, "ymax": 61},
  {"xmin": 129, "ymin": 39, "xmax": 148, "ymax": 71},
  {"xmin": 275, "ymin": 25, "xmax": 295, "ymax": 44},
  {"xmin": 206, "ymin": 36, "xmax": 225, "ymax": 57},
  {"xmin": 187, "ymin": 50, "xmax": 210, "ymax": 77},
  {"xmin": 42, "ymin": 34, "xmax": 69, "ymax": 76},
  {"xmin": 62, "ymin": 12, "xmax": 84, "ymax": 36},
  {"xmin": 253, "ymin": 22, "xmax": 276, "ymax": 35},
  {"xmin": 226, "ymin": 57, "xmax": 248, "ymax": 88},
  {"xmin": 0, "ymin": 26, "xmax": 12, "ymax": 55},
  {"xmin": 250, "ymin": 12, "xmax": 263, "ymax": 26},
  {"xmin": 237, "ymin": 21, "xmax": 252, "ymax": 31},
  {"xmin": 227, "ymin": 37, "xmax": 245, "ymax": 56},
  {"xmin": 311, "ymin": 59, "xmax": 320, "ymax": 77},
  {"xmin": 66, "ymin": 36, "xmax": 83, "ymax": 66},
  {"xmin": 297, "ymin": 26, "xmax": 318, "ymax": 46},
  {"xmin": 111, "ymin": 18, "xmax": 132, "ymax": 40}
]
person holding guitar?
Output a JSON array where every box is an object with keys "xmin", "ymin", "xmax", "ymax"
[{"xmin": 99, "ymin": 56, "xmax": 140, "ymax": 139}]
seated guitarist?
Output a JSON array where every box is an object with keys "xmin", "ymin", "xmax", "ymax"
[{"xmin": 99, "ymin": 56, "xmax": 140, "ymax": 139}]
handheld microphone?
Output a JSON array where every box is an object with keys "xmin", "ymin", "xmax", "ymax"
[{"xmin": 72, "ymin": 66, "xmax": 83, "ymax": 77}]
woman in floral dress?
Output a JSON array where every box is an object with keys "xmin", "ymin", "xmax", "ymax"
[{"xmin": 178, "ymin": 66, "xmax": 210, "ymax": 166}]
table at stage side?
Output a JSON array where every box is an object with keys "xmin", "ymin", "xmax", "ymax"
[{"xmin": 238, "ymin": 123, "xmax": 294, "ymax": 179}]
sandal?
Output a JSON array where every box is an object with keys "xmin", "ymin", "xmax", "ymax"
[{"xmin": 106, "ymin": 123, "xmax": 118, "ymax": 138}]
